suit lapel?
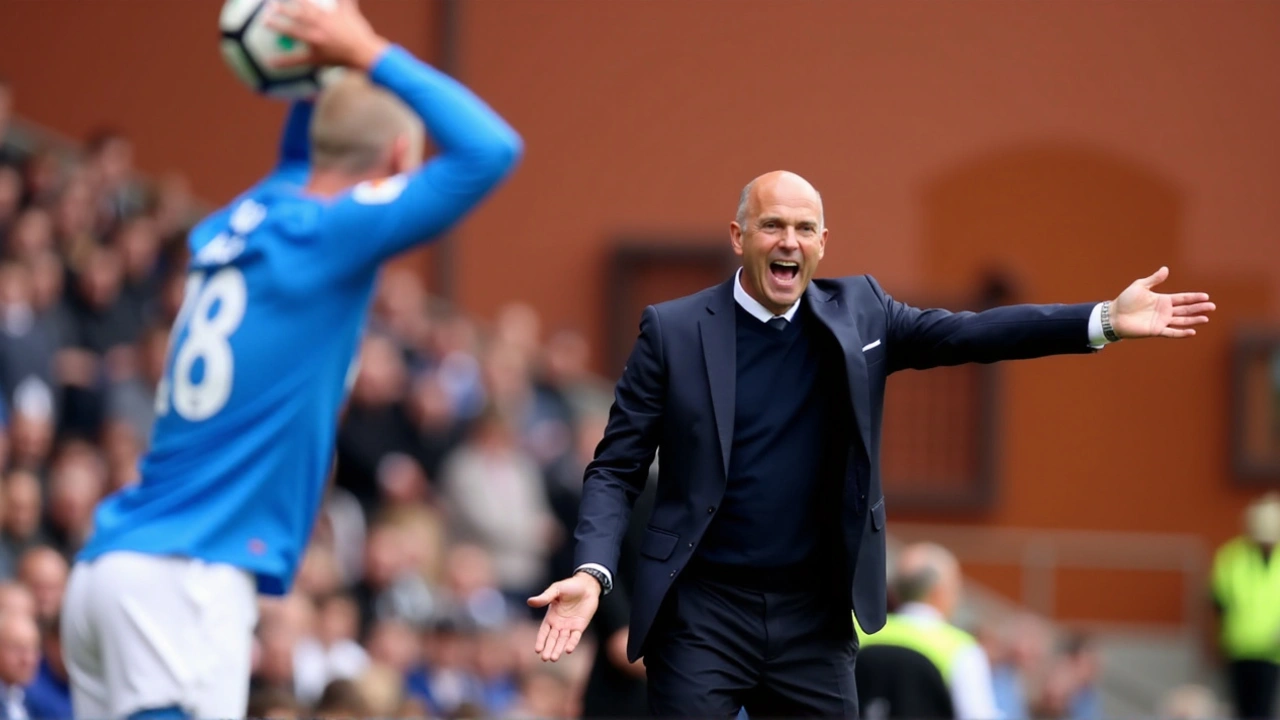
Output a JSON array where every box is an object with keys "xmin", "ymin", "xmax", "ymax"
[
  {"xmin": 807, "ymin": 284, "xmax": 872, "ymax": 456},
  {"xmin": 700, "ymin": 280, "xmax": 737, "ymax": 478}
]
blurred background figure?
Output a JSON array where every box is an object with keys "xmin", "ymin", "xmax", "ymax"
[
  {"xmin": 1212, "ymin": 493, "xmax": 1280, "ymax": 720},
  {"xmin": 856, "ymin": 542, "xmax": 1000, "ymax": 720},
  {"xmin": 0, "ymin": 611, "xmax": 39, "ymax": 720}
]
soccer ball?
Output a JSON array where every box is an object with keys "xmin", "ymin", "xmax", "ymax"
[{"xmin": 219, "ymin": 0, "xmax": 342, "ymax": 100}]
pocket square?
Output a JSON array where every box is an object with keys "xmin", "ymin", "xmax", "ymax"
[{"xmin": 862, "ymin": 339, "xmax": 881, "ymax": 352}]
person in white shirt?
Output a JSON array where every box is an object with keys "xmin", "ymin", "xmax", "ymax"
[{"xmin": 860, "ymin": 542, "xmax": 1003, "ymax": 720}]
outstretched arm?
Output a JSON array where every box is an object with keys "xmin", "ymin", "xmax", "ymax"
[
  {"xmin": 874, "ymin": 267, "xmax": 1214, "ymax": 373},
  {"xmin": 527, "ymin": 305, "xmax": 666, "ymax": 663},
  {"xmin": 574, "ymin": 305, "xmax": 667, "ymax": 580}
]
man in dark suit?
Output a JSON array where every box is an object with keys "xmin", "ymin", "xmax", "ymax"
[{"xmin": 528, "ymin": 170, "xmax": 1215, "ymax": 716}]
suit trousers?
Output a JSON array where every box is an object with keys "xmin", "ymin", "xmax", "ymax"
[
  {"xmin": 1227, "ymin": 660, "xmax": 1279, "ymax": 720},
  {"xmin": 644, "ymin": 572, "xmax": 859, "ymax": 718}
]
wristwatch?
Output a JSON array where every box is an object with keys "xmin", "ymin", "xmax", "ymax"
[
  {"xmin": 576, "ymin": 567, "xmax": 613, "ymax": 596},
  {"xmin": 1101, "ymin": 301, "xmax": 1121, "ymax": 343}
]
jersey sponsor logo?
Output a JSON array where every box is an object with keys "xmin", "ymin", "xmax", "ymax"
[
  {"xmin": 352, "ymin": 174, "xmax": 409, "ymax": 205},
  {"xmin": 193, "ymin": 234, "xmax": 246, "ymax": 266}
]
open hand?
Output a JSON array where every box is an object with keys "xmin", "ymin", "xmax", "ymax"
[
  {"xmin": 1110, "ymin": 267, "xmax": 1215, "ymax": 339},
  {"xmin": 527, "ymin": 574, "xmax": 600, "ymax": 662},
  {"xmin": 264, "ymin": 0, "xmax": 389, "ymax": 71}
]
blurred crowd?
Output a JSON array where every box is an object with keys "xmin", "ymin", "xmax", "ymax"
[{"xmin": 0, "ymin": 75, "xmax": 1267, "ymax": 720}]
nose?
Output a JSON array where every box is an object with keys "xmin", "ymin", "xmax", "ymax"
[{"xmin": 780, "ymin": 227, "xmax": 800, "ymax": 249}]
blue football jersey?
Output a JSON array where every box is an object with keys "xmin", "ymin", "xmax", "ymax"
[{"xmin": 77, "ymin": 46, "xmax": 522, "ymax": 595}]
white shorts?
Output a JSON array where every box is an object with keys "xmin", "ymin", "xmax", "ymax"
[{"xmin": 61, "ymin": 552, "xmax": 259, "ymax": 720}]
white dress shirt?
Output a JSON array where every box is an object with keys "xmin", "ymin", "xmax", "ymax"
[
  {"xmin": 576, "ymin": 270, "xmax": 1111, "ymax": 586},
  {"xmin": 895, "ymin": 602, "xmax": 1003, "ymax": 720}
]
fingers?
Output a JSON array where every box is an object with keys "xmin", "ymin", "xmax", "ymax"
[
  {"xmin": 1139, "ymin": 266, "xmax": 1170, "ymax": 289},
  {"xmin": 265, "ymin": 1, "xmax": 322, "ymax": 42},
  {"xmin": 533, "ymin": 618, "xmax": 551, "ymax": 654},
  {"xmin": 564, "ymin": 629, "xmax": 584, "ymax": 655},
  {"xmin": 527, "ymin": 585, "xmax": 559, "ymax": 608},
  {"xmin": 1171, "ymin": 300, "xmax": 1215, "ymax": 315},
  {"xmin": 549, "ymin": 625, "xmax": 572, "ymax": 661},
  {"xmin": 1167, "ymin": 315, "xmax": 1210, "ymax": 328},
  {"xmin": 1161, "ymin": 327, "xmax": 1197, "ymax": 339},
  {"xmin": 266, "ymin": 51, "xmax": 317, "ymax": 69},
  {"xmin": 1169, "ymin": 292, "xmax": 1210, "ymax": 305}
]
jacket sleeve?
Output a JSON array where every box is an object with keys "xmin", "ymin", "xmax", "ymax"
[
  {"xmin": 866, "ymin": 275, "xmax": 1099, "ymax": 373},
  {"xmin": 572, "ymin": 305, "xmax": 666, "ymax": 577}
]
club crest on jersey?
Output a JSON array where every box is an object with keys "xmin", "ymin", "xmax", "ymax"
[{"xmin": 352, "ymin": 174, "xmax": 409, "ymax": 205}]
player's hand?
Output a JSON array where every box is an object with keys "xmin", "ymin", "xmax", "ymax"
[
  {"xmin": 1109, "ymin": 267, "xmax": 1215, "ymax": 339},
  {"xmin": 265, "ymin": 0, "xmax": 389, "ymax": 72},
  {"xmin": 527, "ymin": 573, "xmax": 601, "ymax": 662}
]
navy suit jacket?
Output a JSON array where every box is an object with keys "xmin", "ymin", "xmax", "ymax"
[{"xmin": 574, "ymin": 274, "xmax": 1098, "ymax": 662}]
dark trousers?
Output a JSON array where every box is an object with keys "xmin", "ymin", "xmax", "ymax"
[
  {"xmin": 644, "ymin": 573, "xmax": 858, "ymax": 718},
  {"xmin": 1228, "ymin": 660, "xmax": 1279, "ymax": 720}
]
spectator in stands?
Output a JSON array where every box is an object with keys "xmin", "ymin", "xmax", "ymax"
[
  {"xmin": 7, "ymin": 411, "xmax": 51, "ymax": 475},
  {"xmin": 404, "ymin": 615, "xmax": 485, "ymax": 717},
  {"xmin": 15, "ymin": 548, "xmax": 64, "ymax": 625},
  {"xmin": 1212, "ymin": 492, "xmax": 1280, "ymax": 720},
  {"xmin": 312, "ymin": 678, "xmax": 369, "ymax": 720},
  {"xmin": 0, "ymin": 611, "xmax": 39, "ymax": 720},
  {"xmin": 83, "ymin": 128, "xmax": 143, "ymax": 232},
  {"xmin": 1, "ymin": 472, "xmax": 45, "ymax": 561},
  {"xmin": 104, "ymin": 323, "xmax": 166, "ymax": 448},
  {"xmin": 245, "ymin": 685, "xmax": 300, "ymax": 720},
  {"xmin": 0, "ymin": 167, "xmax": 20, "ymax": 237},
  {"xmin": 1160, "ymin": 683, "xmax": 1226, "ymax": 720},
  {"xmin": 293, "ymin": 592, "xmax": 370, "ymax": 709},
  {"xmin": 23, "ymin": 615, "xmax": 69, "ymax": 720},
  {"xmin": 856, "ymin": 542, "xmax": 1002, "ymax": 720},
  {"xmin": 0, "ymin": 78, "xmax": 19, "ymax": 167},
  {"xmin": 110, "ymin": 216, "xmax": 162, "ymax": 330},
  {"xmin": 42, "ymin": 447, "xmax": 105, "ymax": 561},
  {"xmin": 335, "ymin": 333, "xmax": 431, "ymax": 514},
  {"xmin": 0, "ymin": 587, "xmax": 33, "ymax": 622},
  {"xmin": 0, "ymin": 263, "xmax": 58, "ymax": 426},
  {"xmin": 5, "ymin": 210, "xmax": 53, "ymax": 263},
  {"xmin": 439, "ymin": 402, "xmax": 559, "ymax": 606},
  {"xmin": 1061, "ymin": 632, "xmax": 1102, "ymax": 720}
]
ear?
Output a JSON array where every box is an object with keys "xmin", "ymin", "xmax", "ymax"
[
  {"xmin": 730, "ymin": 222, "xmax": 745, "ymax": 257},
  {"xmin": 817, "ymin": 227, "xmax": 828, "ymax": 261},
  {"xmin": 389, "ymin": 133, "xmax": 420, "ymax": 175}
]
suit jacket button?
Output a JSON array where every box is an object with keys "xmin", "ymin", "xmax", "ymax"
[
  {"xmin": 687, "ymin": 543, "xmax": 694, "ymax": 549},
  {"xmin": 707, "ymin": 506, "xmax": 715, "ymax": 514},
  {"xmin": 670, "ymin": 571, "xmax": 676, "ymax": 577}
]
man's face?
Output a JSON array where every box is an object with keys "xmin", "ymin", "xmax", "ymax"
[{"xmin": 730, "ymin": 174, "xmax": 827, "ymax": 315}]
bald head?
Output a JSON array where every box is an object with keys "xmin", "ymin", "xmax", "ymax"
[
  {"xmin": 735, "ymin": 171, "xmax": 824, "ymax": 229},
  {"xmin": 892, "ymin": 542, "xmax": 962, "ymax": 618},
  {"xmin": 730, "ymin": 171, "xmax": 828, "ymax": 316},
  {"xmin": 311, "ymin": 72, "xmax": 424, "ymax": 177},
  {"xmin": 0, "ymin": 611, "xmax": 39, "ymax": 686},
  {"xmin": 0, "ymin": 584, "xmax": 34, "ymax": 621}
]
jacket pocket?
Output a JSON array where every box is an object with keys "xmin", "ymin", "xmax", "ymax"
[
  {"xmin": 639, "ymin": 526, "xmax": 680, "ymax": 561},
  {"xmin": 870, "ymin": 498, "xmax": 886, "ymax": 532}
]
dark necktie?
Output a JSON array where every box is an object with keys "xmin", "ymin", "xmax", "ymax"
[{"xmin": 767, "ymin": 317, "xmax": 789, "ymax": 331}]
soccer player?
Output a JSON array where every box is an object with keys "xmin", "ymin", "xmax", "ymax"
[{"xmin": 59, "ymin": 2, "xmax": 522, "ymax": 718}]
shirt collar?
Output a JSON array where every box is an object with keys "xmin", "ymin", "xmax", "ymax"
[
  {"xmin": 733, "ymin": 268, "xmax": 801, "ymax": 323},
  {"xmin": 896, "ymin": 601, "xmax": 946, "ymax": 623}
]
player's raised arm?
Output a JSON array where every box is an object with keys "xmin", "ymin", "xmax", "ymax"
[
  {"xmin": 266, "ymin": 100, "xmax": 315, "ymax": 185},
  {"xmin": 267, "ymin": 0, "xmax": 522, "ymax": 269}
]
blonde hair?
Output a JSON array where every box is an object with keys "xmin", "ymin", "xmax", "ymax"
[{"xmin": 310, "ymin": 72, "xmax": 423, "ymax": 175}]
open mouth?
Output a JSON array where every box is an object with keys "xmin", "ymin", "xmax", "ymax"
[{"xmin": 769, "ymin": 260, "xmax": 800, "ymax": 283}]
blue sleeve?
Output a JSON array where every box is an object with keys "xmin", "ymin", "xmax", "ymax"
[
  {"xmin": 317, "ymin": 45, "xmax": 522, "ymax": 271},
  {"xmin": 254, "ymin": 102, "xmax": 313, "ymax": 189}
]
